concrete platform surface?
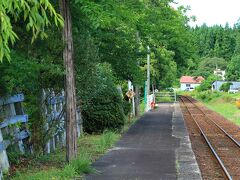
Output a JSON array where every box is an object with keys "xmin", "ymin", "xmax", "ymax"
[{"xmin": 85, "ymin": 103, "xmax": 201, "ymax": 180}]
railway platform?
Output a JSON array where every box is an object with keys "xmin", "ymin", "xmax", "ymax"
[{"xmin": 85, "ymin": 103, "xmax": 201, "ymax": 180}]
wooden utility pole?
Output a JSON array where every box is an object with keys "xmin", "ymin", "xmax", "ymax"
[
  {"xmin": 135, "ymin": 85, "xmax": 140, "ymax": 117},
  {"xmin": 59, "ymin": 0, "xmax": 78, "ymax": 162}
]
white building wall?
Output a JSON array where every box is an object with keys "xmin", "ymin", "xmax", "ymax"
[{"xmin": 180, "ymin": 83, "xmax": 201, "ymax": 91}]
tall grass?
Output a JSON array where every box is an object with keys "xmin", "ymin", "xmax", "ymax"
[
  {"xmin": 96, "ymin": 131, "xmax": 119, "ymax": 153},
  {"xmin": 191, "ymin": 91, "xmax": 240, "ymax": 125}
]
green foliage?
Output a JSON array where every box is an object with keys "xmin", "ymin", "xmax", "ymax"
[
  {"xmin": 155, "ymin": 96, "xmax": 173, "ymax": 103},
  {"xmin": 200, "ymin": 93, "xmax": 240, "ymax": 125},
  {"xmin": 145, "ymin": 47, "xmax": 177, "ymax": 89},
  {"xmin": 72, "ymin": 0, "xmax": 196, "ymax": 86},
  {"xmin": 194, "ymin": 57, "xmax": 227, "ymax": 78},
  {"xmin": 192, "ymin": 24, "xmax": 236, "ymax": 60},
  {"xmin": 1, "ymin": 0, "xmax": 210, "ymax": 165},
  {"xmin": 0, "ymin": 0, "xmax": 63, "ymax": 61},
  {"xmin": 0, "ymin": 37, "xmax": 64, "ymax": 152},
  {"xmin": 96, "ymin": 131, "xmax": 119, "ymax": 153},
  {"xmin": 122, "ymin": 100, "xmax": 131, "ymax": 115},
  {"xmin": 188, "ymin": 23, "xmax": 240, "ymax": 80},
  {"xmin": 11, "ymin": 132, "xmax": 120, "ymax": 180},
  {"xmin": 81, "ymin": 64, "xmax": 125, "ymax": 133},
  {"xmin": 192, "ymin": 91, "xmax": 221, "ymax": 102},
  {"xmin": 7, "ymin": 150, "xmax": 26, "ymax": 165},
  {"xmin": 219, "ymin": 82, "xmax": 233, "ymax": 92},
  {"xmin": 196, "ymin": 75, "xmax": 219, "ymax": 92},
  {"xmin": 70, "ymin": 153, "xmax": 93, "ymax": 174},
  {"xmin": 226, "ymin": 55, "xmax": 240, "ymax": 81}
]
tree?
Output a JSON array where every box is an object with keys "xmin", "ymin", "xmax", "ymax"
[
  {"xmin": 226, "ymin": 33, "xmax": 240, "ymax": 81},
  {"xmin": 197, "ymin": 75, "xmax": 220, "ymax": 91},
  {"xmin": 226, "ymin": 55, "xmax": 240, "ymax": 81},
  {"xmin": 219, "ymin": 82, "xmax": 232, "ymax": 92},
  {"xmin": 0, "ymin": 0, "xmax": 63, "ymax": 61},
  {"xmin": 59, "ymin": 0, "xmax": 78, "ymax": 162},
  {"xmin": 195, "ymin": 57, "xmax": 227, "ymax": 78}
]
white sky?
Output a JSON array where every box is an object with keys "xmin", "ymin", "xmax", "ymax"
[{"xmin": 174, "ymin": 0, "xmax": 240, "ymax": 27}]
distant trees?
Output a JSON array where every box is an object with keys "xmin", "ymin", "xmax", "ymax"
[
  {"xmin": 226, "ymin": 55, "xmax": 240, "ymax": 81},
  {"xmin": 194, "ymin": 57, "xmax": 227, "ymax": 78},
  {"xmin": 192, "ymin": 24, "xmax": 236, "ymax": 61},
  {"xmin": 190, "ymin": 23, "xmax": 240, "ymax": 81},
  {"xmin": 226, "ymin": 32, "xmax": 240, "ymax": 81}
]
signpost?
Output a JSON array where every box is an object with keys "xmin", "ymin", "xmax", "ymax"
[{"xmin": 127, "ymin": 80, "xmax": 135, "ymax": 117}]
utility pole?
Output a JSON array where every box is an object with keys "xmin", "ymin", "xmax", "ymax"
[
  {"xmin": 145, "ymin": 46, "xmax": 151, "ymax": 112},
  {"xmin": 147, "ymin": 46, "xmax": 150, "ymax": 96},
  {"xmin": 59, "ymin": 0, "xmax": 78, "ymax": 162},
  {"xmin": 134, "ymin": 31, "xmax": 141, "ymax": 117}
]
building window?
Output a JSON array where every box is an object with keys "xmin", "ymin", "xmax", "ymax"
[{"xmin": 186, "ymin": 84, "xmax": 191, "ymax": 87}]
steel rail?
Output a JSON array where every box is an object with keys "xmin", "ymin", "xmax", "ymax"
[
  {"xmin": 184, "ymin": 96, "xmax": 240, "ymax": 148},
  {"xmin": 179, "ymin": 96, "xmax": 232, "ymax": 180}
]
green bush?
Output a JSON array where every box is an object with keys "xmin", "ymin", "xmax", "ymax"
[
  {"xmin": 82, "ymin": 88, "xmax": 125, "ymax": 133},
  {"xmin": 122, "ymin": 100, "xmax": 131, "ymax": 115},
  {"xmin": 219, "ymin": 82, "xmax": 233, "ymax": 92},
  {"xmin": 193, "ymin": 91, "xmax": 221, "ymax": 102},
  {"xmin": 196, "ymin": 74, "xmax": 219, "ymax": 92},
  {"xmin": 81, "ymin": 64, "xmax": 125, "ymax": 133}
]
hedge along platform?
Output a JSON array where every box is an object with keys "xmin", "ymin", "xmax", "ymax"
[{"xmin": 85, "ymin": 103, "xmax": 201, "ymax": 180}]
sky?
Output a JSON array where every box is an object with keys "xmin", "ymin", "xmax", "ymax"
[{"xmin": 174, "ymin": 0, "xmax": 240, "ymax": 27}]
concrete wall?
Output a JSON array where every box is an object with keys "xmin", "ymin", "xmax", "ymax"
[{"xmin": 212, "ymin": 81, "xmax": 240, "ymax": 91}]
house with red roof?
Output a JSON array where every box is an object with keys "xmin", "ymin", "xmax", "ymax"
[{"xmin": 180, "ymin": 76, "xmax": 205, "ymax": 91}]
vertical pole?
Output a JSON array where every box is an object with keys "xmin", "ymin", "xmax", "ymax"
[
  {"xmin": 132, "ymin": 95, "xmax": 135, "ymax": 117},
  {"xmin": 0, "ymin": 129, "xmax": 9, "ymax": 172},
  {"xmin": 9, "ymin": 103, "xmax": 24, "ymax": 154},
  {"xmin": 147, "ymin": 46, "xmax": 150, "ymax": 96},
  {"xmin": 135, "ymin": 86, "xmax": 140, "ymax": 117},
  {"xmin": 128, "ymin": 80, "xmax": 135, "ymax": 117},
  {"xmin": 146, "ymin": 46, "xmax": 151, "ymax": 111},
  {"xmin": 152, "ymin": 84, "xmax": 155, "ymax": 103},
  {"xmin": 144, "ymin": 81, "xmax": 147, "ymax": 105},
  {"xmin": 174, "ymin": 91, "xmax": 177, "ymax": 102},
  {"xmin": 60, "ymin": 0, "xmax": 78, "ymax": 162}
]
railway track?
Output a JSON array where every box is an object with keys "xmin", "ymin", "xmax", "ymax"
[{"xmin": 180, "ymin": 96, "xmax": 240, "ymax": 180}]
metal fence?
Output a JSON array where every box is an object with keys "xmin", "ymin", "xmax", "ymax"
[{"xmin": 155, "ymin": 91, "xmax": 177, "ymax": 103}]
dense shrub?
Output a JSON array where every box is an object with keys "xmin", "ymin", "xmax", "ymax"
[
  {"xmin": 122, "ymin": 100, "xmax": 131, "ymax": 115},
  {"xmin": 80, "ymin": 64, "xmax": 125, "ymax": 133},
  {"xmin": 82, "ymin": 88, "xmax": 125, "ymax": 133},
  {"xmin": 196, "ymin": 75, "xmax": 219, "ymax": 92},
  {"xmin": 193, "ymin": 91, "xmax": 221, "ymax": 102},
  {"xmin": 219, "ymin": 82, "xmax": 233, "ymax": 92}
]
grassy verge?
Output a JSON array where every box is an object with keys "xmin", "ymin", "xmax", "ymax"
[
  {"xmin": 11, "ymin": 131, "xmax": 119, "ymax": 180},
  {"xmin": 9, "ymin": 111, "xmax": 142, "ymax": 180},
  {"xmin": 204, "ymin": 94, "xmax": 240, "ymax": 125},
  {"xmin": 186, "ymin": 91, "xmax": 240, "ymax": 125}
]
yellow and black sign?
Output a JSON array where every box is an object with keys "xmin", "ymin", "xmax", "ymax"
[{"xmin": 126, "ymin": 90, "xmax": 135, "ymax": 99}]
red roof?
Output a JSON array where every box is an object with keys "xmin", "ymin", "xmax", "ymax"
[{"xmin": 180, "ymin": 76, "xmax": 204, "ymax": 84}]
